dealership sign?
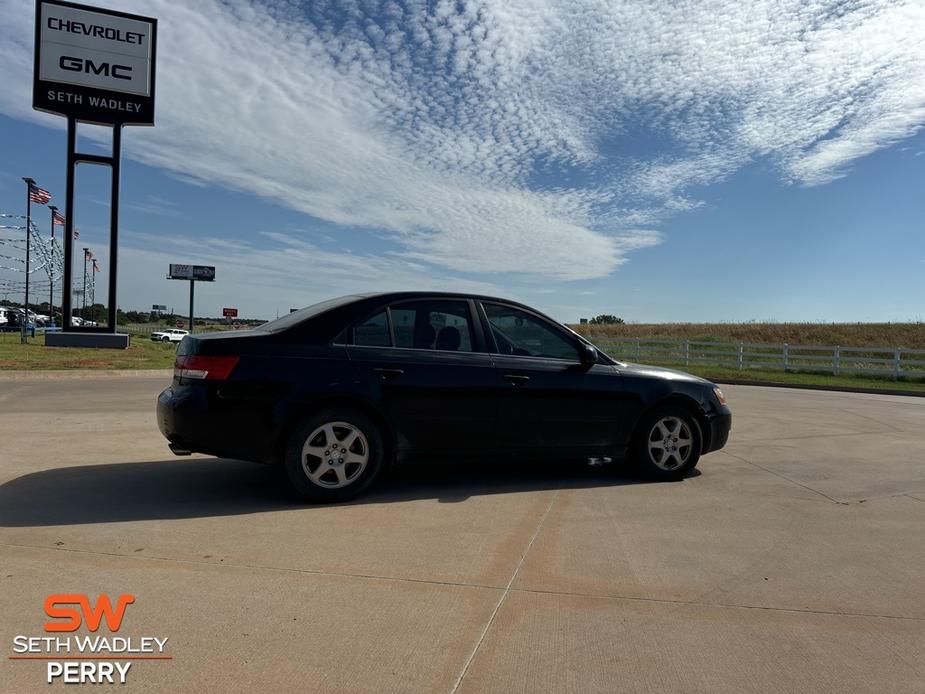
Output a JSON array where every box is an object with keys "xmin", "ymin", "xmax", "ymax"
[
  {"xmin": 168, "ymin": 264, "xmax": 215, "ymax": 281},
  {"xmin": 222, "ymin": 307, "xmax": 238, "ymax": 318},
  {"xmin": 33, "ymin": 0, "xmax": 157, "ymax": 125}
]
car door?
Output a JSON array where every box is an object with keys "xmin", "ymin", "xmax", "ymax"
[
  {"xmin": 345, "ymin": 298, "xmax": 497, "ymax": 454},
  {"xmin": 480, "ymin": 301, "xmax": 628, "ymax": 457}
]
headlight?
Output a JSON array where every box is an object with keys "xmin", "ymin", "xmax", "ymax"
[{"xmin": 713, "ymin": 386, "xmax": 727, "ymax": 405}]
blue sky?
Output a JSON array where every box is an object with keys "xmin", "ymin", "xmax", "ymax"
[{"xmin": 1, "ymin": 0, "xmax": 924, "ymax": 322}]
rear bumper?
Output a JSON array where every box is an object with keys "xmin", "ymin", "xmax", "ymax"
[
  {"xmin": 705, "ymin": 412, "xmax": 732, "ymax": 453},
  {"xmin": 157, "ymin": 385, "xmax": 276, "ymax": 463}
]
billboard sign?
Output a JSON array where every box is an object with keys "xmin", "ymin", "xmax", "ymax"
[
  {"xmin": 222, "ymin": 308, "xmax": 238, "ymax": 318},
  {"xmin": 168, "ymin": 264, "xmax": 215, "ymax": 281},
  {"xmin": 152, "ymin": 304, "xmax": 166, "ymax": 311},
  {"xmin": 33, "ymin": 0, "xmax": 157, "ymax": 125}
]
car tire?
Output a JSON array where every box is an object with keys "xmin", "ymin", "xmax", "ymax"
[
  {"xmin": 283, "ymin": 408, "xmax": 385, "ymax": 503},
  {"xmin": 632, "ymin": 406, "xmax": 702, "ymax": 480},
  {"xmin": 162, "ymin": 336, "xmax": 171, "ymax": 342}
]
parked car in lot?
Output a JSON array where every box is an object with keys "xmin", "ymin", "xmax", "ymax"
[
  {"xmin": 157, "ymin": 292, "xmax": 731, "ymax": 502},
  {"xmin": 151, "ymin": 328, "xmax": 189, "ymax": 343}
]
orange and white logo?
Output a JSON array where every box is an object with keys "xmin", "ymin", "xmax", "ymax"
[
  {"xmin": 44, "ymin": 593, "xmax": 136, "ymax": 632},
  {"xmin": 10, "ymin": 593, "xmax": 170, "ymax": 685}
]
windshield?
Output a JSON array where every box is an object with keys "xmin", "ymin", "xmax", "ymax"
[{"xmin": 255, "ymin": 295, "xmax": 359, "ymax": 333}]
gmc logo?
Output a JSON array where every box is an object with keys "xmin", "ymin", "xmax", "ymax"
[
  {"xmin": 44, "ymin": 594, "xmax": 136, "ymax": 632},
  {"xmin": 59, "ymin": 56, "xmax": 132, "ymax": 80}
]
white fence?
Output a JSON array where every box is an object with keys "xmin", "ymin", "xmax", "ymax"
[
  {"xmin": 122, "ymin": 324, "xmax": 158, "ymax": 337},
  {"xmin": 587, "ymin": 337, "xmax": 925, "ymax": 381}
]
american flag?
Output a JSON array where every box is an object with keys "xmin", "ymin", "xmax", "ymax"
[
  {"xmin": 73, "ymin": 228, "xmax": 80, "ymax": 239},
  {"xmin": 92, "ymin": 259, "xmax": 100, "ymax": 273},
  {"xmin": 52, "ymin": 210, "xmax": 65, "ymax": 225},
  {"xmin": 84, "ymin": 249, "xmax": 93, "ymax": 260},
  {"xmin": 29, "ymin": 185, "xmax": 51, "ymax": 204}
]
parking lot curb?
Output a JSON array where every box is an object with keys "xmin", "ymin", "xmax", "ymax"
[
  {"xmin": 713, "ymin": 378, "xmax": 925, "ymax": 398},
  {"xmin": 0, "ymin": 369, "xmax": 172, "ymax": 381}
]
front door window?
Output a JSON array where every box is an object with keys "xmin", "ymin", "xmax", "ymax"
[{"xmin": 483, "ymin": 303, "xmax": 578, "ymax": 361}]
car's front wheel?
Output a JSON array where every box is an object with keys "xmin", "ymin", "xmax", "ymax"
[
  {"xmin": 283, "ymin": 409, "xmax": 385, "ymax": 502},
  {"xmin": 162, "ymin": 336, "xmax": 171, "ymax": 342},
  {"xmin": 632, "ymin": 407, "xmax": 702, "ymax": 480}
]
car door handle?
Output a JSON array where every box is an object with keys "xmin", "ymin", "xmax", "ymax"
[
  {"xmin": 373, "ymin": 367, "xmax": 404, "ymax": 379},
  {"xmin": 503, "ymin": 374, "xmax": 530, "ymax": 385}
]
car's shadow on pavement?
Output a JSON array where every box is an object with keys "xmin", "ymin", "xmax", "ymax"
[{"xmin": 0, "ymin": 457, "xmax": 698, "ymax": 527}]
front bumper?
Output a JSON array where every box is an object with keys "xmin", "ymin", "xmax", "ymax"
[{"xmin": 706, "ymin": 412, "xmax": 732, "ymax": 452}]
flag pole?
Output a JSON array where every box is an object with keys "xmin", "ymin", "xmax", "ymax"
[
  {"xmin": 21, "ymin": 177, "xmax": 35, "ymax": 344},
  {"xmin": 49, "ymin": 205, "xmax": 58, "ymax": 328},
  {"xmin": 82, "ymin": 248, "xmax": 89, "ymax": 320}
]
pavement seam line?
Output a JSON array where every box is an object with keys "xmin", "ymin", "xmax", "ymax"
[
  {"xmin": 449, "ymin": 489, "xmax": 560, "ymax": 694},
  {"xmin": 507, "ymin": 587, "xmax": 925, "ymax": 622},
  {"xmin": 4, "ymin": 541, "xmax": 919, "ymax": 624},
  {"xmin": 0, "ymin": 541, "xmax": 502, "ymax": 592},
  {"xmin": 836, "ymin": 407, "xmax": 906, "ymax": 432},
  {"xmin": 729, "ymin": 429, "xmax": 904, "ymax": 444},
  {"xmin": 722, "ymin": 450, "xmax": 842, "ymax": 503}
]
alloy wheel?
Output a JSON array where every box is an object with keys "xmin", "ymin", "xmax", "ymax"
[
  {"xmin": 301, "ymin": 421, "xmax": 369, "ymax": 488},
  {"xmin": 646, "ymin": 416, "xmax": 693, "ymax": 471}
]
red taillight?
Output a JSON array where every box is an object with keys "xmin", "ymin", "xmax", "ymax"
[{"xmin": 174, "ymin": 355, "xmax": 239, "ymax": 381}]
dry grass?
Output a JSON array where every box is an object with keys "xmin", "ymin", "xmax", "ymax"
[{"xmin": 570, "ymin": 322, "xmax": 925, "ymax": 348}]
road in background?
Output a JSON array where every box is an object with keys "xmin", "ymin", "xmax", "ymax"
[{"xmin": 1, "ymin": 378, "xmax": 924, "ymax": 692}]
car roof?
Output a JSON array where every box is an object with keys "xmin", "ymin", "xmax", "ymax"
[{"xmin": 352, "ymin": 291, "xmax": 535, "ymax": 308}]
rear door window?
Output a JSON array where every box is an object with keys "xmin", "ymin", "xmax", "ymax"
[{"xmin": 390, "ymin": 300, "xmax": 474, "ymax": 352}]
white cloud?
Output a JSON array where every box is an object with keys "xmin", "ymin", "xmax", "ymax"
[
  {"xmin": 1, "ymin": 0, "xmax": 923, "ymax": 296},
  {"xmin": 116, "ymin": 230, "xmax": 505, "ymax": 318}
]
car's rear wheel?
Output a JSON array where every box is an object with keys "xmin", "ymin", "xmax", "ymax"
[
  {"xmin": 283, "ymin": 409, "xmax": 384, "ymax": 502},
  {"xmin": 632, "ymin": 406, "xmax": 702, "ymax": 479}
]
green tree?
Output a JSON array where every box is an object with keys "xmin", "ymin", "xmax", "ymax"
[{"xmin": 589, "ymin": 314, "xmax": 624, "ymax": 325}]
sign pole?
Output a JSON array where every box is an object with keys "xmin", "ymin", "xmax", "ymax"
[
  {"xmin": 62, "ymin": 117, "xmax": 75, "ymax": 330},
  {"xmin": 108, "ymin": 124, "xmax": 122, "ymax": 331},
  {"xmin": 189, "ymin": 280, "xmax": 195, "ymax": 334}
]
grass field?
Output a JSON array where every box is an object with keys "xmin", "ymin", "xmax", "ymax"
[
  {"xmin": 572, "ymin": 322, "xmax": 925, "ymax": 348},
  {"xmin": 2, "ymin": 325, "xmax": 924, "ymax": 393},
  {"xmin": 640, "ymin": 364, "xmax": 925, "ymax": 394},
  {"xmin": 570, "ymin": 322, "xmax": 925, "ymax": 393},
  {"xmin": 0, "ymin": 332, "xmax": 177, "ymax": 370}
]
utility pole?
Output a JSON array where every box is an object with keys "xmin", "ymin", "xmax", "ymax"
[
  {"xmin": 21, "ymin": 177, "xmax": 34, "ymax": 344},
  {"xmin": 48, "ymin": 205, "xmax": 57, "ymax": 327}
]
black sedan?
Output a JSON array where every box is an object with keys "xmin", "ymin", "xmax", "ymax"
[{"xmin": 157, "ymin": 292, "xmax": 731, "ymax": 501}]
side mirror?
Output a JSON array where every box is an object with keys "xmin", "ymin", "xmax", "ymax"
[{"xmin": 578, "ymin": 342, "xmax": 598, "ymax": 367}]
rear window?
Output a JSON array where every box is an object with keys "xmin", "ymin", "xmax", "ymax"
[{"xmin": 255, "ymin": 295, "xmax": 360, "ymax": 334}]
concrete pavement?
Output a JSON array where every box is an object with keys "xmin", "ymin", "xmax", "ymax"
[{"xmin": 1, "ymin": 377, "xmax": 924, "ymax": 692}]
